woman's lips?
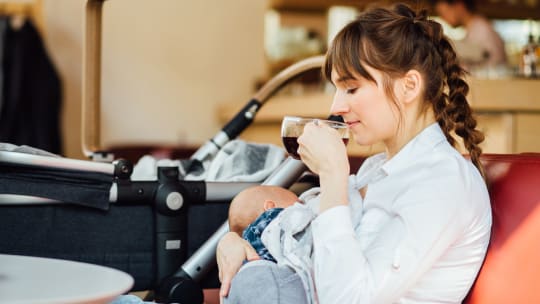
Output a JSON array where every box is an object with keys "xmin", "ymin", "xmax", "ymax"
[{"xmin": 346, "ymin": 121, "xmax": 360, "ymax": 127}]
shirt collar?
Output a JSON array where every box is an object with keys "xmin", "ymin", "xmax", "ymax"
[{"xmin": 381, "ymin": 123, "xmax": 447, "ymax": 176}]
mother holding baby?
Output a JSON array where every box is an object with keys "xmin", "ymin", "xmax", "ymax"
[{"xmin": 216, "ymin": 3, "xmax": 492, "ymax": 304}]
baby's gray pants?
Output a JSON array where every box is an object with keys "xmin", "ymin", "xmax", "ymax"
[{"xmin": 223, "ymin": 260, "xmax": 308, "ymax": 304}]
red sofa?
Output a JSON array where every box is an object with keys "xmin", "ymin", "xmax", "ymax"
[{"xmin": 464, "ymin": 153, "xmax": 540, "ymax": 304}]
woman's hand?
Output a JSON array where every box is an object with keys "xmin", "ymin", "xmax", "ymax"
[
  {"xmin": 297, "ymin": 121, "xmax": 349, "ymax": 177},
  {"xmin": 216, "ymin": 232, "xmax": 260, "ymax": 298},
  {"xmin": 297, "ymin": 121, "xmax": 350, "ymax": 212}
]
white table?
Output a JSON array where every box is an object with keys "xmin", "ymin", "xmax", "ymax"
[{"xmin": 0, "ymin": 254, "xmax": 134, "ymax": 304}]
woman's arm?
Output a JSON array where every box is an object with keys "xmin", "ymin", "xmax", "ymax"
[
  {"xmin": 298, "ymin": 122, "xmax": 481, "ymax": 303},
  {"xmin": 216, "ymin": 232, "xmax": 260, "ymax": 297},
  {"xmin": 297, "ymin": 122, "xmax": 350, "ymax": 213},
  {"xmin": 310, "ymin": 177, "xmax": 475, "ymax": 304}
]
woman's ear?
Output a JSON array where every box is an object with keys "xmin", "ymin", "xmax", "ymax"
[
  {"xmin": 400, "ymin": 69, "xmax": 422, "ymax": 105},
  {"xmin": 263, "ymin": 200, "xmax": 277, "ymax": 210}
]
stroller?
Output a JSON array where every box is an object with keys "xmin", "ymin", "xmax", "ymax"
[{"xmin": 0, "ymin": 1, "xmax": 330, "ymax": 302}]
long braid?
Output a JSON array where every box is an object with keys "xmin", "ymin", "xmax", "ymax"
[
  {"xmin": 410, "ymin": 8, "xmax": 486, "ymax": 179},
  {"xmin": 433, "ymin": 27, "xmax": 486, "ymax": 179}
]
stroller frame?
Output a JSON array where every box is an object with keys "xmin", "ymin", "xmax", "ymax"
[{"xmin": 82, "ymin": 3, "xmax": 323, "ymax": 302}]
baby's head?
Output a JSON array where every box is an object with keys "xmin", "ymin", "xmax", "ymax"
[{"xmin": 228, "ymin": 185, "xmax": 298, "ymax": 235}]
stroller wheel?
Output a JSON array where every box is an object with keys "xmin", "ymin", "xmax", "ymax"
[{"xmin": 154, "ymin": 273, "xmax": 204, "ymax": 304}]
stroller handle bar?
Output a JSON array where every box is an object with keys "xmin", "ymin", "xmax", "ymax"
[
  {"xmin": 0, "ymin": 150, "xmax": 259, "ymax": 207},
  {"xmin": 190, "ymin": 55, "xmax": 325, "ymax": 165},
  {"xmin": 82, "ymin": 0, "xmax": 105, "ymax": 157},
  {"xmin": 0, "ymin": 150, "xmax": 114, "ymax": 175},
  {"xmin": 252, "ymin": 56, "xmax": 325, "ymax": 102}
]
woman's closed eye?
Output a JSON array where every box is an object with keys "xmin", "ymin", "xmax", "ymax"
[{"xmin": 346, "ymin": 87, "xmax": 358, "ymax": 94}]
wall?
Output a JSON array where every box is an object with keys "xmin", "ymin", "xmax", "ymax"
[{"xmin": 42, "ymin": 0, "xmax": 267, "ymax": 159}]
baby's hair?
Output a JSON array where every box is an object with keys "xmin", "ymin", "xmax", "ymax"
[{"xmin": 324, "ymin": 3, "xmax": 485, "ymax": 179}]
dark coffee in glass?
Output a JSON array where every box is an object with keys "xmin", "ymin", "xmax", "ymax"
[
  {"xmin": 282, "ymin": 136, "xmax": 349, "ymax": 159},
  {"xmin": 281, "ymin": 116, "xmax": 349, "ymax": 160}
]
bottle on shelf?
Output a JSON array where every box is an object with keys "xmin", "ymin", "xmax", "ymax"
[
  {"xmin": 521, "ymin": 34, "xmax": 537, "ymax": 78},
  {"xmin": 536, "ymin": 35, "xmax": 540, "ymax": 75}
]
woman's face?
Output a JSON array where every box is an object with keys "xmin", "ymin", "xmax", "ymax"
[{"xmin": 329, "ymin": 66, "xmax": 401, "ymax": 147}]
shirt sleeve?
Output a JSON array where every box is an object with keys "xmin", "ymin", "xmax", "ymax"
[{"xmin": 310, "ymin": 184, "xmax": 464, "ymax": 304}]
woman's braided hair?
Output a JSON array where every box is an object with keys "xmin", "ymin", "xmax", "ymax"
[{"xmin": 324, "ymin": 3, "xmax": 486, "ymax": 179}]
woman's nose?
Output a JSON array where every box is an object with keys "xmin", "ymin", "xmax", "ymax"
[{"xmin": 330, "ymin": 92, "xmax": 349, "ymax": 115}]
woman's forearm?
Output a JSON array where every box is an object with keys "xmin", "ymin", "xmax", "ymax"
[{"xmin": 318, "ymin": 172, "xmax": 349, "ymax": 213}]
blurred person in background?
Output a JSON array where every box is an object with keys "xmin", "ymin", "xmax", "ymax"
[{"xmin": 432, "ymin": 0, "xmax": 507, "ymax": 69}]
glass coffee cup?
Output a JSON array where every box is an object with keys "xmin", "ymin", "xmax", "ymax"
[{"xmin": 281, "ymin": 116, "xmax": 349, "ymax": 160}]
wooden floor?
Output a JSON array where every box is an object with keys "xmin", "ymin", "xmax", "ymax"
[{"xmin": 203, "ymin": 289, "xmax": 220, "ymax": 304}]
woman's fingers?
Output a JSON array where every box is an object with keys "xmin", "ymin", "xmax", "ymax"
[
  {"xmin": 298, "ymin": 122, "xmax": 349, "ymax": 177},
  {"xmin": 244, "ymin": 242, "xmax": 260, "ymax": 262},
  {"xmin": 216, "ymin": 235, "xmax": 237, "ymax": 298},
  {"xmin": 217, "ymin": 250, "xmax": 232, "ymax": 298},
  {"xmin": 218, "ymin": 260, "xmax": 223, "ymax": 282},
  {"xmin": 220, "ymin": 278, "xmax": 232, "ymax": 298},
  {"xmin": 216, "ymin": 232, "xmax": 260, "ymax": 299}
]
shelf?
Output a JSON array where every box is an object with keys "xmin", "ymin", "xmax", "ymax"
[
  {"xmin": 219, "ymin": 78, "xmax": 540, "ymax": 122},
  {"xmin": 218, "ymin": 78, "xmax": 540, "ymax": 155},
  {"xmin": 270, "ymin": 0, "xmax": 540, "ymax": 19}
]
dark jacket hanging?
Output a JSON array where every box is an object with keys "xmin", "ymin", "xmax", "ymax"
[{"xmin": 0, "ymin": 18, "xmax": 62, "ymax": 155}]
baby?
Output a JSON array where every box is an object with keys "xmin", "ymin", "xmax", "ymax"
[
  {"xmin": 228, "ymin": 185, "xmax": 299, "ymax": 262},
  {"xmin": 227, "ymin": 185, "xmax": 321, "ymax": 304}
]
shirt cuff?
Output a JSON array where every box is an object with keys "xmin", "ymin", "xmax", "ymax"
[{"xmin": 311, "ymin": 205, "xmax": 355, "ymax": 244}]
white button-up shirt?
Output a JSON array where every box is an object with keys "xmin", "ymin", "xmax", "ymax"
[{"xmin": 310, "ymin": 123, "xmax": 492, "ymax": 304}]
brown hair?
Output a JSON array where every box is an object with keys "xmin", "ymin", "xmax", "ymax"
[{"xmin": 323, "ymin": 3, "xmax": 486, "ymax": 179}]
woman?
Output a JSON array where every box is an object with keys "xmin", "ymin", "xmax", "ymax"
[{"xmin": 217, "ymin": 3, "xmax": 492, "ymax": 303}]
